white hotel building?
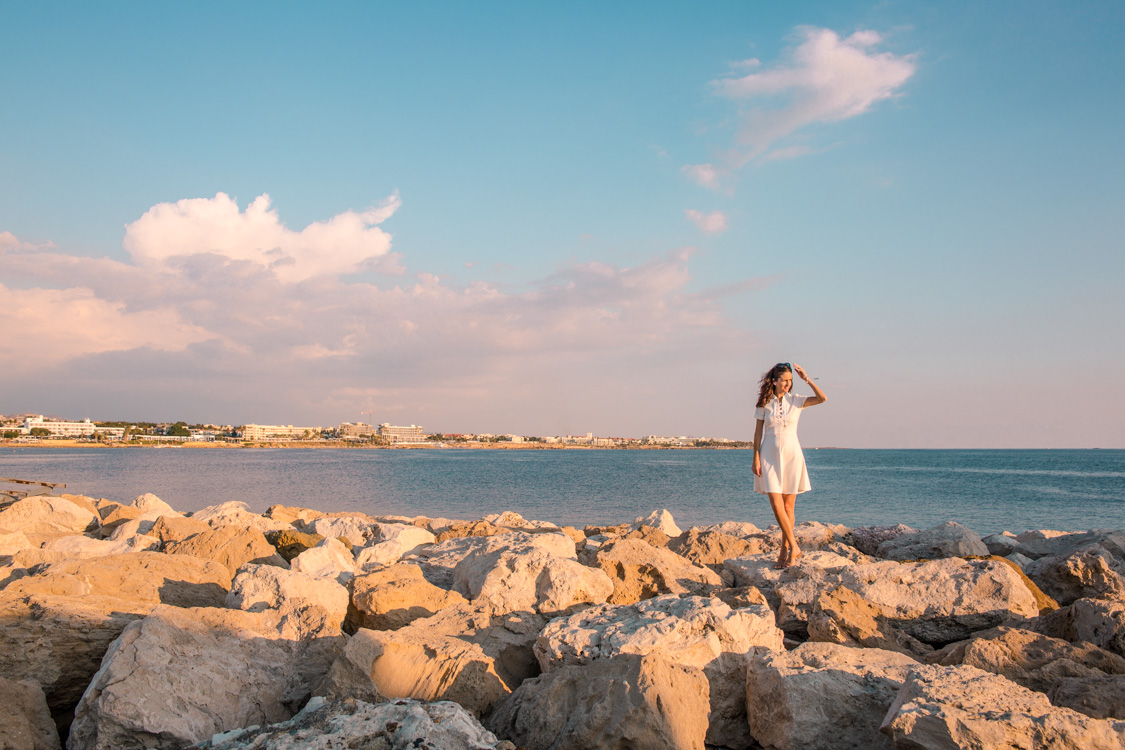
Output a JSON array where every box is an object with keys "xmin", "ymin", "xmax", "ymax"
[
  {"xmin": 22, "ymin": 415, "xmax": 125, "ymax": 439},
  {"xmin": 241, "ymin": 424, "xmax": 322, "ymax": 441}
]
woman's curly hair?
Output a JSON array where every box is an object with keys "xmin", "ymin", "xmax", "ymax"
[{"xmin": 756, "ymin": 363, "xmax": 792, "ymax": 408}]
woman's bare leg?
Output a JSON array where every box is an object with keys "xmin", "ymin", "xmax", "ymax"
[
  {"xmin": 783, "ymin": 494, "xmax": 801, "ymax": 564},
  {"xmin": 768, "ymin": 493, "xmax": 799, "ymax": 567}
]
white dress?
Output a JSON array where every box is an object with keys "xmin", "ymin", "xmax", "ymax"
[{"xmin": 754, "ymin": 392, "xmax": 812, "ymax": 495}]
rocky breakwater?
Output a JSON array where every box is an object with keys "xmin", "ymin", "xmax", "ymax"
[{"xmin": 1, "ymin": 497, "xmax": 1124, "ymax": 750}]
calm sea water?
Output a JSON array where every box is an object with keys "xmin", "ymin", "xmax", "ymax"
[{"xmin": 1, "ymin": 447, "xmax": 1122, "ymax": 535}]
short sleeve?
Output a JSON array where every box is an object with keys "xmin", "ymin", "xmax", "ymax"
[
  {"xmin": 754, "ymin": 405, "xmax": 766, "ymax": 421},
  {"xmin": 797, "ymin": 394, "xmax": 812, "ymax": 407}
]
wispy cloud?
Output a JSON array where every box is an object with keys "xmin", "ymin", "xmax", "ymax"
[
  {"xmin": 685, "ymin": 27, "xmax": 916, "ymax": 188},
  {"xmin": 0, "ymin": 198, "xmax": 765, "ymax": 431},
  {"xmin": 684, "ymin": 209, "xmax": 729, "ymax": 235}
]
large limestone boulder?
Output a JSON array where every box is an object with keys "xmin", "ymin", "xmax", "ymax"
[
  {"xmin": 669, "ymin": 528, "xmax": 764, "ymax": 567},
  {"xmin": 450, "ymin": 531, "xmax": 609, "ymax": 615},
  {"xmin": 827, "ymin": 557, "xmax": 1040, "ymax": 645},
  {"xmin": 724, "ymin": 549, "xmax": 870, "ymax": 636},
  {"xmin": 1026, "ymin": 545, "xmax": 1125, "ymax": 605},
  {"xmin": 0, "ymin": 495, "xmax": 98, "ymax": 537},
  {"xmin": 0, "ymin": 677, "xmax": 60, "ymax": 750},
  {"xmin": 350, "ymin": 563, "xmax": 468, "ymax": 630},
  {"xmin": 308, "ymin": 515, "xmax": 380, "ymax": 547},
  {"xmin": 317, "ymin": 605, "xmax": 546, "ymax": 716},
  {"xmin": 695, "ymin": 520, "xmax": 762, "ymax": 539},
  {"xmin": 807, "ymin": 585, "xmax": 935, "ymax": 658},
  {"xmin": 927, "ymin": 626, "xmax": 1125, "ymax": 694},
  {"xmin": 68, "ymin": 605, "xmax": 342, "ymax": 750},
  {"xmin": 290, "ymin": 537, "xmax": 355, "ymax": 585},
  {"xmin": 192, "ymin": 696, "xmax": 507, "ymax": 750},
  {"xmin": 1049, "ymin": 675, "xmax": 1125, "ymax": 720},
  {"xmin": 1070, "ymin": 598, "xmax": 1125, "ymax": 657},
  {"xmin": 874, "ymin": 520, "xmax": 988, "ymax": 561},
  {"xmin": 746, "ymin": 642, "xmax": 918, "ymax": 750},
  {"xmin": 165, "ymin": 525, "xmax": 289, "ymax": 575},
  {"xmin": 0, "ymin": 552, "xmax": 230, "ymax": 727},
  {"xmin": 132, "ymin": 492, "xmax": 179, "ymax": 515},
  {"xmin": 847, "ymin": 524, "xmax": 917, "ymax": 556},
  {"xmin": 1015, "ymin": 529, "xmax": 1125, "ymax": 561},
  {"xmin": 41, "ymin": 532, "xmax": 160, "ymax": 559},
  {"xmin": 592, "ymin": 537, "xmax": 721, "ymax": 605},
  {"xmin": 535, "ymin": 594, "xmax": 783, "ymax": 748},
  {"xmin": 631, "ymin": 508, "xmax": 682, "ymax": 537},
  {"xmin": 483, "ymin": 510, "xmax": 559, "ymax": 531},
  {"xmin": 190, "ymin": 501, "xmax": 292, "ymax": 533},
  {"xmin": 353, "ymin": 523, "xmax": 436, "ymax": 569},
  {"xmin": 488, "ymin": 653, "xmax": 709, "ymax": 750},
  {"xmin": 150, "ymin": 514, "xmax": 211, "ymax": 544},
  {"xmin": 226, "ymin": 563, "xmax": 350, "ymax": 638},
  {"xmin": 880, "ymin": 664, "xmax": 1125, "ymax": 749},
  {"xmin": 983, "ymin": 531, "xmax": 1021, "ymax": 556}
]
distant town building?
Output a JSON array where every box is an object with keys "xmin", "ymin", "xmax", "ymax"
[
  {"xmin": 22, "ymin": 415, "xmax": 125, "ymax": 439},
  {"xmin": 241, "ymin": 424, "xmax": 322, "ymax": 441},
  {"xmin": 339, "ymin": 422, "xmax": 377, "ymax": 439},
  {"xmin": 377, "ymin": 423, "xmax": 425, "ymax": 443}
]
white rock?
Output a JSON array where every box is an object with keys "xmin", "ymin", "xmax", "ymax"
[
  {"xmin": 982, "ymin": 532, "xmax": 1020, "ymax": 556},
  {"xmin": 108, "ymin": 509, "xmax": 177, "ymax": 540},
  {"xmin": 191, "ymin": 501, "xmax": 292, "ymax": 533},
  {"xmin": 875, "ymin": 520, "xmax": 989, "ymax": 561},
  {"xmin": 354, "ymin": 523, "xmax": 435, "ymax": 569},
  {"xmin": 451, "ymin": 531, "xmax": 600, "ymax": 614},
  {"xmin": 835, "ymin": 558, "xmax": 1040, "ymax": 644},
  {"xmin": 0, "ymin": 496, "xmax": 98, "ymax": 536},
  {"xmin": 1070, "ymin": 598, "xmax": 1125, "ymax": 657},
  {"xmin": 487, "ymin": 653, "xmax": 709, "ymax": 750},
  {"xmin": 226, "ymin": 563, "xmax": 349, "ymax": 638},
  {"xmin": 68, "ymin": 605, "xmax": 341, "ymax": 750},
  {"xmin": 746, "ymin": 642, "xmax": 918, "ymax": 750},
  {"xmin": 1026, "ymin": 544, "xmax": 1125, "ymax": 604},
  {"xmin": 318, "ymin": 605, "xmax": 546, "ymax": 716},
  {"xmin": 131, "ymin": 492, "xmax": 179, "ymax": 515},
  {"xmin": 880, "ymin": 664, "xmax": 1125, "ymax": 749},
  {"xmin": 632, "ymin": 509, "xmax": 682, "ymax": 537},
  {"xmin": 308, "ymin": 515, "xmax": 381, "ymax": 547},
  {"xmin": 290, "ymin": 537, "xmax": 355, "ymax": 585},
  {"xmin": 694, "ymin": 521, "xmax": 762, "ymax": 539},
  {"xmin": 41, "ymin": 533, "xmax": 159, "ymax": 559},
  {"xmin": 197, "ymin": 696, "xmax": 506, "ymax": 750},
  {"xmin": 482, "ymin": 510, "xmax": 558, "ymax": 530},
  {"xmin": 535, "ymin": 594, "xmax": 783, "ymax": 748}
]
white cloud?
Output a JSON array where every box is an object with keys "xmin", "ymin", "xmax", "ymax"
[
  {"xmin": 0, "ymin": 283, "xmax": 211, "ymax": 363},
  {"xmin": 686, "ymin": 27, "xmax": 915, "ymax": 179},
  {"xmin": 123, "ymin": 191, "xmax": 402, "ymax": 283},
  {"xmin": 685, "ymin": 209, "xmax": 729, "ymax": 235},
  {"xmin": 0, "ymin": 210, "xmax": 766, "ymax": 433}
]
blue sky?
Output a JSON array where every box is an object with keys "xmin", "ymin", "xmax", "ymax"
[{"xmin": 2, "ymin": 1, "xmax": 1122, "ymax": 447}]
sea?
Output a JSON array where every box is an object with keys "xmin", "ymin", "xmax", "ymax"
[{"xmin": 1, "ymin": 447, "xmax": 1122, "ymax": 536}]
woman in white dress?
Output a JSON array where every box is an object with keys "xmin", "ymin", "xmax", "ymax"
[{"xmin": 752, "ymin": 363, "xmax": 827, "ymax": 568}]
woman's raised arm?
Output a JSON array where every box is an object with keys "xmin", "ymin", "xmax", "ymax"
[{"xmin": 793, "ymin": 364, "xmax": 827, "ymax": 407}]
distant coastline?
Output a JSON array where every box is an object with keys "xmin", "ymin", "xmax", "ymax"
[{"xmin": 0, "ymin": 439, "xmax": 754, "ymax": 451}]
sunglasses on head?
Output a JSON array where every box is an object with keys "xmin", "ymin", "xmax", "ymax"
[{"xmin": 777, "ymin": 362, "xmax": 791, "ymax": 371}]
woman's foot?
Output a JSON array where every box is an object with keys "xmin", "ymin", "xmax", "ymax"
[
  {"xmin": 774, "ymin": 547, "xmax": 790, "ymax": 569},
  {"xmin": 785, "ymin": 548, "xmax": 804, "ymax": 567}
]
